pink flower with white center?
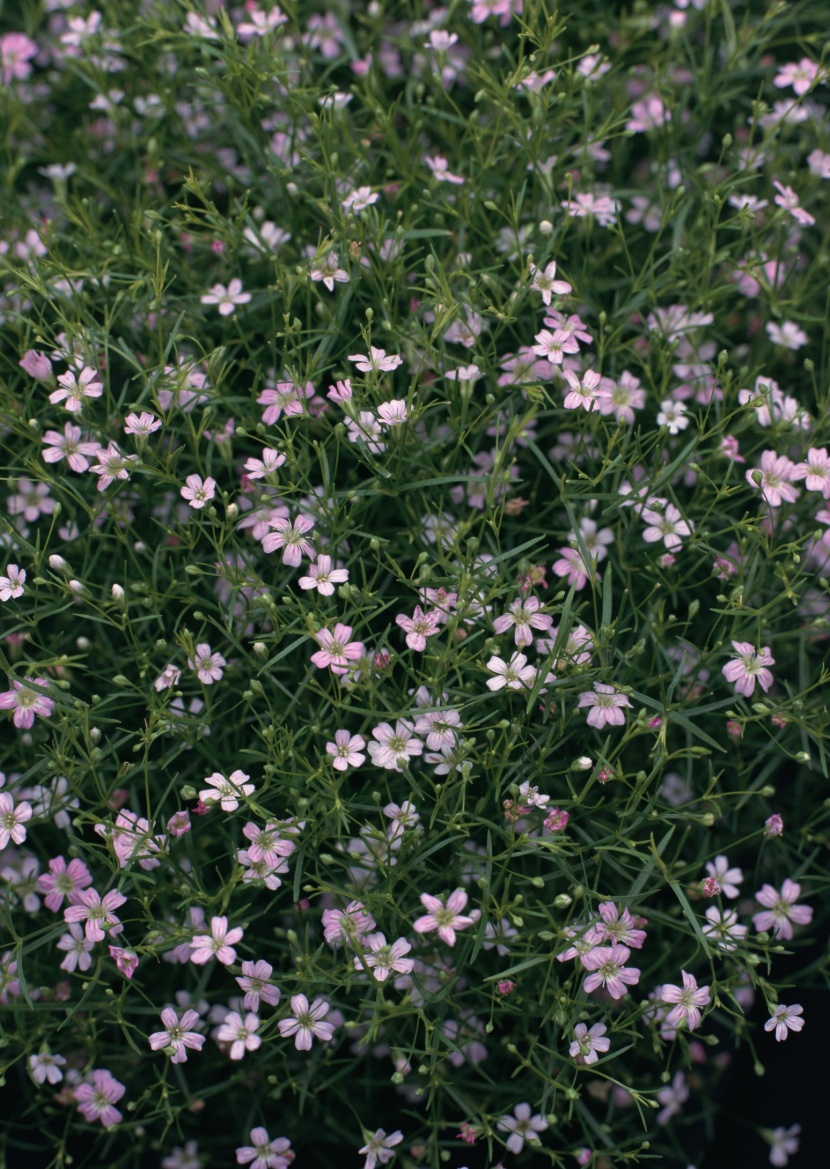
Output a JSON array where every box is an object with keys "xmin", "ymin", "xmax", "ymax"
[
  {"xmin": 0, "ymin": 564, "xmax": 25, "ymax": 601},
  {"xmin": 149, "ymin": 1007, "xmax": 206, "ymax": 1063},
  {"xmin": 722, "ymin": 641, "xmax": 775, "ymax": 697},
  {"xmin": 74, "ymin": 1069, "xmax": 125, "ymax": 1128},
  {"xmin": 367, "ymin": 720, "xmax": 423, "ymax": 770},
  {"xmin": 581, "ymin": 944, "xmax": 641, "ymax": 998},
  {"xmin": 577, "ymin": 683, "xmax": 632, "ymax": 729},
  {"xmin": 773, "ymin": 180, "xmax": 815, "ymax": 226},
  {"xmin": 348, "ymin": 347, "xmax": 403, "ymax": 373},
  {"xmin": 793, "ymin": 447, "xmax": 830, "ymax": 495},
  {"xmin": 154, "ymin": 664, "xmax": 181, "ymax": 692},
  {"xmin": 63, "ymin": 888, "xmax": 127, "ymax": 943},
  {"xmin": 238, "ymin": 849, "xmax": 289, "ymax": 889},
  {"xmin": 413, "ymin": 708, "xmax": 461, "ymax": 750},
  {"xmin": 109, "ymin": 946, "xmax": 139, "ymax": 979},
  {"xmin": 767, "ymin": 320, "xmax": 808, "ymax": 350},
  {"xmin": 123, "ymin": 411, "xmax": 162, "ymax": 438},
  {"xmin": 753, "ymin": 879, "xmax": 813, "ymax": 940},
  {"xmin": 200, "ymin": 770, "xmax": 254, "ymax": 812},
  {"xmin": 8, "ymin": 479, "xmax": 56, "ymax": 522},
  {"xmin": 310, "ymin": 251, "xmax": 349, "ymax": 291},
  {"xmin": 167, "ymin": 810, "xmax": 191, "ymax": 836},
  {"xmin": 278, "ymin": 994, "xmax": 335, "ymax": 1050},
  {"xmin": 180, "ymin": 474, "xmax": 216, "ymax": 509},
  {"xmin": 1, "ymin": 32, "xmax": 37, "ymax": 83},
  {"xmin": 590, "ymin": 902, "xmax": 648, "ymax": 949},
  {"xmin": 201, "ymin": 278, "xmax": 251, "ymax": 315},
  {"xmin": 702, "ymin": 907, "xmax": 747, "ymax": 952},
  {"xmin": 298, "ymin": 554, "xmax": 349, "ymax": 595},
  {"xmin": 595, "ymin": 371, "xmax": 645, "ymax": 422},
  {"xmin": 187, "ymin": 643, "xmax": 226, "ymax": 684},
  {"xmin": 552, "ymin": 546, "xmax": 592, "ymax": 590},
  {"xmin": 486, "ymin": 652, "xmax": 537, "ymax": 691},
  {"xmin": 257, "ymin": 378, "xmax": 315, "ymax": 424},
  {"xmin": 0, "ymin": 791, "xmax": 31, "ymax": 849},
  {"xmin": 261, "ymin": 515, "xmax": 315, "ymax": 565},
  {"xmin": 236, "ymin": 959, "xmax": 281, "ymax": 1012},
  {"xmin": 42, "ymin": 424, "xmax": 100, "ymax": 472},
  {"xmin": 396, "ymin": 605, "xmax": 440, "ymax": 651},
  {"xmin": 424, "ymin": 155, "xmax": 465, "ymax": 183},
  {"xmin": 569, "ymin": 1022, "xmax": 611, "ymax": 1064},
  {"xmin": 326, "ymin": 730, "xmax": 366, "ymax": 770},
  {"xmin": 242, "ymin": 820, "xmax": 299, "ymax": 866},
  {"xmin": 532, "ymin": 328, "xmax": 580, "ymax": 365},
  {"xmin": 561, "ymin": 191, "xmax": 620, "ymax": 226},
  {"xmin": 413, "ymin": 889, "xmax": 476, "ymax": 946},
  {"xmin": 89, "ymin": 442, "xmax": 137, "ymax": 490},
  {"xmin": 322, "ymin": 901, "xmax": 376, "ymax": 948},
  {"xmin": 765, "ymin": 1003, "xmax": 804, "ymax": 1042},
  {"xmin": 28, "ymin": 1052, "xmax": 67, "ymax": 1085},
  {"xmin": 49, "ymin": 367, "xmax": 103, "ymax": 413},
  {"xmin": 341, "ymin": 185, "xmax": 378, "ymax": 213},
  {"xmin": 355, "ymin": 932, "xmax": 414, "ymax": 981},
  {"xmin": 641, "ymin": 502, "xmax": 694, "ymax": 549},
  {"xmin": 497, "ymin": 1103, "xmax": 549, "ymax": 1155},
  {"xmin": 327, "ymin": 378, "xmax": 353, "ymax": 403},
  {"xmin": 189, "ymin": 915, "xmax": 244, "ymax": 965},
  {"xmin": 217, "ymin": 1011, "xmax": 261, "ymax": 1060},
  {"xmin": 530, "ymin": 261, "xmax": 572, "ymax": 306},
  {"xmin": 311, "ymin": 623, "xmax": 365, "ymax": 673},
  {"xmin": 562, "ymin": 368, "xmax": 601, "ymax": 410},
  {"xmin": 746, "ymin": 451, "xmax": 800, "ymax": 507},
  {"xmin": 244, "ymin": 449, "xmax": 286, "ymax": 479},
  {"xmin": 38, "ymin": 856, "xmax": 93, "ymax": 912},
  {"xmin": 660, "ymin": 970, "xmax": 711, "ymax": 1032},
  {"xmin": 56, "ymin": 923, "xmax": 95, "ymax": 972},
  {"xmin": 768, "ymin": 1125, "xmax": 801, "ymax": 1167},
  {"xmin": 236, "ymin": 1129, "xmax": 294, "ymax": 1169},
  {"xmin": 0, "ymin": 677, "xmax": 55, "ymax": 729},
  {"xmin": 493, "ymin": 596, "xmax": 553, "ymax": 647},
  {"xmin": 358, "ymin": 1129, "xmax": 403, "ymax": 1169},
  {"xmin": 705, "ymin": 855, "xmax": 743, "ymax": 899},
  {"xmin": 774, "ymin": 58, "xmax": 823, "ymax": 95},
  {"xmin": 377, "ymin": 399, "xmax": 408, "ymax": 426}
]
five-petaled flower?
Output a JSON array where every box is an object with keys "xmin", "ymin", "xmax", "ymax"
[
  {"xmin": 148, "ymin": 1007, "xmax": 205, "ymax": 1063},
  {"xmin": 413, "ymin": 889, "xmax": 477, "ymax": 946},
  {"xmin": 722, "ymin": 641, "xmax": 775, "ymax": 697},
  {"xmin": 659, "ymin": 970, "xmax": 711, "ymax": 1032},
  {"xmin": 200, "ymin": 278, "xmax": 251, "ymax": 315},
  {"xmin": 577, "ymin": 683, "xmax": 632, "ymax": 729},
  {"xmin": 496, "ymin": 1103, "xmax": 549, "ymax": 1155},
  {"xmin": 277, "ymin": 993, "xmax": 335, "ymax": 1050},
  {"xmin": 189, "ymin": 915, "xmax": 244, "ymax": 964},
  {"xmin": 764, "ymin": 1003, "xmax": 804, "ymax": 1042}
]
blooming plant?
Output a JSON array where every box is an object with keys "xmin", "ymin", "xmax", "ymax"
[{"xmin": 0, "ymin": 1, "xmax": 828, "ymax": 1167}]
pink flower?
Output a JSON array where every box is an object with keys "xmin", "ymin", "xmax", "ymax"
[
  {"xmin": 532, "ymin": 328, "xmax": 580, "ymax": 365},
  {"xmin": 217, "ymin": 1011, "xmax": 261, "ymax": 1060},
  {"xmin": 42, "ymin": 423, "xmax": 100, "ymax": 472},
  {"xmin": 180, "ymin": 474, "xmax": 217, "ymax": 509},
  {"xmin": 704, "ymin": 855, "xmax": 743, "ymax": 899},
  {"xmin": 562, "ymin": 368, "xmax": 602, "ymax": 410},
  {"xmin": 641, "ymin": 503, "xmax": 693, "ymax": 549},
  {"xmin": 74, "ymin": 1069, "xmax": 125, "ymax": 1128},
  {"xmin": 108, "ymin": 946, "xmax": 139, "ymax": 979},
  {"xmin": 0, "ymin": 564, "xmax": 25, "ymax": 602},
  {"xmin": 485, "ymin": 652, "xmax": 537, "ymax": 691},
  {"xmin": 149, "ymin": 1007, "xmax": 205, "ymax": 1063},
  {"xmin": 37, "ymin": 856, "xmax": 93, "ymax": 912},
  {"xmin": 63, "ymin": 888, "xmax": 127, "ymax": 943},
  {"xmin": 413, "ymin": 889, "xmax": 476, "ymax": 946},
  {"xmin": 765, "ymin": 1003, "xmax": 804, "ymax": 1042},
  {"xmin": 0, "ymin": 790, "xmax": 32, "ymax": 849},
  {"xmin": 89, "ymin": 442, "xmax": 137, "ymax": 490},
  {"xmin": 7, "ymin": 479, "xmax": 55, "ymax": 522},
  {"xmin": 199, "ymin": 770, "xmax": 255, "ymax": 812},
  {"xmin": 396, "ymin": 605, "xmax": 440, "ymax": 651},
  {"xmin": 493, "ymin": 596, "xmax": 553, "ymax": 647},
  {"xmin": 28, "ymin": 1052, "xmax": 66, "ymax": 1085},
  {"xmin": 581, "ymin": 944, "xmax": 640, "ymax": 998},
  {"xmin": 262, "ymin": 515, "xmax": 315, "ymax": 565},
  {"xmin": 358, "ymin": 1129, "xmax": 403, "ymax": 1169},
  {"xmin": 0, "ymin": 677, "xmax": 55, "ymax": 729},
  {"xmin": 244, "ymin": 449, "xmax": 286, "ymax": 479},
  {"xmin": 189, "ymin": 915, "xmax": 244, "ymax": 964},
  {"xmin": 187, "ymin": 643, "xmax": 226, "ymax": 684},
  {"xmin": 530, "ymin": 261, "xmax": 572, "ymax": 305},
  {"xmin": 56, "ymin": 923, "xmax": 95, "ymax": 972},
  {"xmin": 768, "ymin": 1124, "xmax": 801, "ymax": 1167},
  {"xmin": 123, "ymin": 411, "xmax": 162, "ymax": 438},
  {"xmin": 792, "ymin": 447, "xmax": 830, "ymax": 495},
  {"xmin": 496, "ymin": 1103, "xmax": 548, "ymax": 1155},
  {"xmin": 552, "ymin": 546, "xmax": 592, "ymax": 590},
  {"xmin": 424, "ymin": 154, "xmax": 465, "ymax": 183},
  {"xmin": 765, "ymin": 813, "xmax": 784, "ymax": 837},
  {"xmin": 242, "ymin": 820, "xmax": 299, "ymax": 865},
  {"xmin": 377, "ymin": 399, "xmax": 408, "ymax": 425},
  {"xmin": 569, "ymin": 1022, "xmax": 610, "ymax": 1064},
  {"xmin": 236, "ymin": 1129, "xmax": 294, "ymax": 1169},
  {"xmin": 366, "ymin": 720, "xmax": 423, "ymax": 770},
  {"xmin": 200, "ymin": 278, "xmax": 251, "ymax": 315},
  {"xmin": 773, "ymin": 180, "xmax": 815, "ymax": 226},
  {"xmin": 326, "ymin": 730, "xmax": 366, "ymax": 770},
  {"xmin": 1, "ymin": 33, "xmax": 38, "ymax": 84},
  {"xmin": 167, "ymin": 810, "xmax": 191, "ymax": 836},
  {"xmin": 577, "ymin": 683, "xmax": 632, "ymax": 729},
  {"xmin": 322, "ymin": 901, "xmax": 376, "ymax": 948},
  {"xmin": 278, "ymin": 993, "xmax": 335, "ymax": 1050},
  {"xmin": 753, "ymin": 879, "xmax": 813, "ymax": 940},
  {"xmin": 354, "ymin": 933, "xmax": 414, "ymax": 981},
  {"xmin": 19, "ymin": 350, "xmax": 53, "ymax": 381},
  {"xmin": 154, "ymin": 664, "xmax": 181, "ymax": 692},
  {"xmin": 49, "ymin": 367, "xmax": 104, "ymax": 413},
  {"xmin": 660, "ymin": 970, "xmax": 711, "ymax": 1032},
  {"xmin": 774, "ymin": 58, "xmax": 823, "ymax": 95},
  {"xmin": 311, "ymin": 624, "xmax": 366, "ymax": 673},
  {"xmin": 722, "ymin": 641, "xmax": 775, "ymax": 697},
  {"xmin": 348, "ymin": 347, "xmax": 403, "ymax": 373},
  {"xmin": 298, "ymin": 554, "xmax": 349, "ymax": 595},
  {"xmin": 236, "ymin": 959, "xmax": 281, "ymax": 1012}
]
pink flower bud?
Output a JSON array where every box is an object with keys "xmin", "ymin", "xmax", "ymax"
[{"xmin": 20, "ymin": 350, "xmax": 53, "ymax": 381}]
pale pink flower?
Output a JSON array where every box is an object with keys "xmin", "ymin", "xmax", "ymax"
[
  {"xmin": 310, "ymin": 251, "xmax": 349, "ymax": 291},
  {"xmin": 200, "ymin": 770, "xmax": 254, "ymax": 812},
  {"xmin": 774, "ymin": 58, "xmax": 823, "ymax": 95},
  {"xmin": 792, "ymin": 447, "xmax": 830, "ymax": 495},
  {"xmin": 327, "ymin": 378, "xmax": 353, "ymax": 403},
  {"xmin": 0, "ymin": 677, "xmax": 55, "ymax": 729},
  {"xmin": 217, "ymin": 1011, "xmax": 261, "ymax": 1060},
  {"xmin": 656, "ymin": 398, "xmax": 689, "ymax": 434},
  {"xmin": 589, "ymin": 902, "xmax": 647, "ymax": 949},
  {"xmin": 656, "ymin": 1071, "xmax": 688, "ymax": 1125},
  {"xmin": 772, "ymin": 180, "xmax": 815, "ymax": 226},
  {"xmin": 354, "ymin": 933, "xmax": 414, "ymax": 981},
  {"xmin": 424, "ymin": 155, "xmax": 465, "ymax": 183},
  {"xmin": 396, "ymin": 605, "xmax": 440, "ymax": 651},
  {"xmin": 28, "ymin": 1051, "xmax": 67, "ymax": 1085},
  {"xmin": 298, "ymin": 554, "xmax": 349, "ymax": 595},
  {"xmin": 530, "ymin": 261, "xmax": 572, "ymax": 305},
  {"xmin": 89, "ymin": 442, "xmax": 137, "ymax": 490},
  {"xmin": 201, "ymin": 278, "xmax": 251, "ymax": 315},
  {"xmin": 0, "ymin": 565, "xmax": 25, "ymax": 602},
  {"xmin": 577, "ymin": 683, "xmax": 632, "ymax": 728},
  {"xmin": 562, "ymin": 368, "xmax": 601, "ymax": 410},
  {"xmin": 496, "ymin": 1103, "xmax": 548, "ymax": 1155},
  {"xmin": 660, "ymin": 970, "xmax": 710, "ymax": 1031},
  {"xmin": 532, "ymin": 328, "xmax": 580, "ymax": 365},
  {"xmin": 187, "ymin": 643, "xmax": 226, "ymax": 684},
  {"xmin": 56, "ymin": 923, "xmax": 95, "ymax": 972},
  {"xmin": 358, "ymin": 1129, "xmax": 403, "ymax": 1169},
  {"xmin": 37, "ymin": 856, "xmax": 93, "ymax": 912},
  {"xmin": 326, "ymin": 730, "xmax": 366, "ymax": 770},
  {"xmin": 704, "ymin": 855, "xmax": 743, "ymax": 899},
  {"xmin": 167, "ymin": 810, "xmax": 191, "ymax": 837},
  {"xmin": 322, "ymin": 901, "xmax": 376, "ymax": 948},
  {"xmin": 569, "ymin": 1022, "xmax": 610, "ymax": 1064},
  {"xmin": 63, "ymin": 888, "xmax": 127, "ymax": 943},
  {"xmin": 180, "ymin": 474, "xmax": 216, "ymax": 509},
  {"xmin": 753, "ymin": 879, "xmax": 813, "ymax": 940},
  {"xmin": 8, "ymin": 479, "xmax": 56, "ymax": 522},
  {"xmin": 154, "ymin": 664, "xmax": 181, "ymax": 692},
  {"xmin": 149, "ymin": 1008, "xmax": 206, "ymax": 1063},
  {"xmin": 765, "ymin": 813, "xmax": 784, "ymax": 837},
  {"xmin": 746, "ymin": 451, "xmax": 800, "ymax": 507},
  {"xmin": 808, "ymin": 148, "xmax": 830, "ymax": 178},
  {"xmin": 552, "ymin": 546, "xmax": 592, "ymax": 589},
  {"xmin": 0, "ymin": 791, "xmax": 31, "ymax": 849},
  {"xmin": 262, "ymin": 515, "xmax": 315, "ymax": 565},
  {"xmin": 367, "ymin": 720, "xmax": 423, "ymax": 770},
  {"xmin": 413, "ymin": 708, "xmax": 461, "ymax": 750},
  {"xmin": 236, "ymin": 1128, "xmax": 294, "ymax": 1169},
  {"xmin": 1, "ymin": 33, "xmax": 38, "ymax": 84},
  {"xmin": 241, "ymin": 820, "xmax": 299, "ymax": 866},
  {"xmin": 581, "ymin": 944, "xmax": 640, "ymax": 998},
  {"xmin": 768, "ymin": 1124, "xmax": 800, "ymax": 1167},
  {"xmin": 278, "ymin": 993, "xmax": 335, "ymax": 1050},
  {"xmin": 311, "ymin": 623, "xmax": 366, "ymax": 672},
  {"xmin": 348, "ymin": 347, "xmax": 403, "ymax": 373},
  {"xmin": 123, "ymin": 411, "xmax": 162, "ymax": 438},
  {"xmin": 19, "ymin": 349, "xmax": 53, "ymax": 381},
  {"xmin": 244, "ymin": 449, "xmax": 286, "ymax": 479},
  {"xmin": 49, "ymin": 367, "xmax": 104, "ymax": 413},
  {"xmin": 641, "ymin": 503, "xmax": 694, "ymax": 549},
  {"xmin": 627, "ymin": 94, "xmax": 671, "ymax": 132},
  {"xmin": 236, "ymin": 959, "xmax": 281, "ymax": 1012},
  {"xmin": 377, "ymin": 399, "xmax": 408, "ymax": 426},
  {"xmin": 765, "ymin": 1003, "xmax": 804, "ymax": 1042},
  {"xmin": 74, "ymin": 1069, "xmax": 125, "ymax": 1128},
  {"xmin": 722, "ymin": 641, "xmax": 775, "ymax": 697},
  {"xmin": 486, "ymin": 652, "xmax": 537, "ymax": 691},
  {"xmin": 42, "ymin": 424, "xmax": 100, "ymax": 472},
  {"xmin": 493, "ymin": 596, "xmax": 553, "ymax": 647},
  {"xmin": 109, "ymin": 946, "xmax": 139, "ymax": 979},
  {"xmin": 767, "ymin": 320, "xmax": 808, "ymax": 349},
  {"xmin": 257, "ymin": 378, "xmax": 315, "ymax": 423},
  {"xmin": 702, "ymin": 907, "xmax": 747, "ymax": 952},
  {"xmin": 413, "ymin": 889, "xmax": 476, "ymax": 946},
  {"xmin": 189, "ymin": 915, "xmax": 244, "ymax": 964},
  {"xmin": 342, "ymin": 185, "xmax": 378, "ymax": 214}
]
